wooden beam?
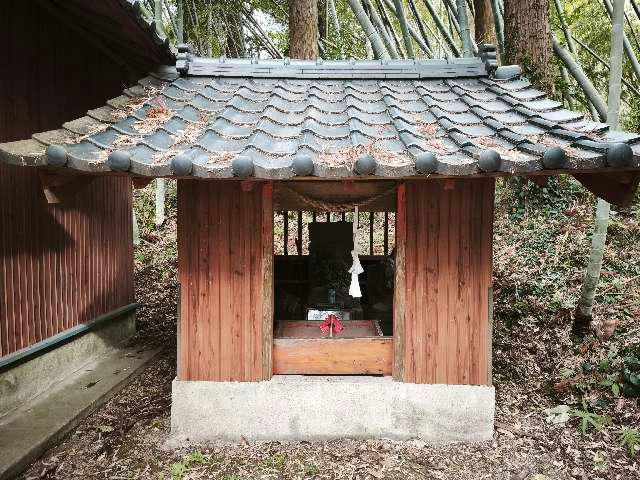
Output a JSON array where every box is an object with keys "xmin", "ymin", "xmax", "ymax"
[
  {"xmin": 262, "ymin": 183, "xmax": 274, "ymax": 380},
  {"xmin": 572, "ymin": 172, "xmax": 640, "ymax": 207},
  {"xmin": 273, "ymin": 337, "xmax": 393, "ymax": 375},
  {"xmin": 528, "ymin": 175, "xmax": 550, "ymax": 188},
  {"xmin": 384, "ymin": 211, "xmax": 389, "ymax": 255},
  {"xmin": 132, "ymin": 177, "xmax": 153, "ymax": 189},
  {"xmin": 283, "ymin": 211, "xmax": 289, "ymax": 255},
  {"xmin": 297, "ymin": 210, "xmax": 303, "ymax": 255},
  {"xmin": 369, "ymin": 211, "xmax": 374, "ymax": 255},
  {"xmin": 38, "ymin": 171, "xmax": 94, "ymax": 204},
  {"xmin": 392, "ymin": 183, "xmax": 406, "ymax": 380}
]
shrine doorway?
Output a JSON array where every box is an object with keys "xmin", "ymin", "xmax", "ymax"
[{"xmin": 271, "ymin": 181, "xmax": 397, "ymax": 375}]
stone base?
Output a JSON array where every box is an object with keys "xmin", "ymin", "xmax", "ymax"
[
  {"xmin": 0, "ymin": 312, "xmax": 136, "ymax": 418},
  {"xmin": 171, "ymin": 376, "xmax": 494, "ymax": 443}
]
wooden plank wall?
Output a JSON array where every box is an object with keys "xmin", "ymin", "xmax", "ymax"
[
  {"xmin": 177, "ymin": 181, "xmax": 273, "ymax": 381},
  {"xmin": 395, "ymin": 179, "xmax": 494, "ymax": 385},
  {"xmin": 0, "ymin": 164, "xmax": 134, "ymax": 357},
  {"xmin": 0, "ymin": 0, "xmax": 135, "ymax": 144}
]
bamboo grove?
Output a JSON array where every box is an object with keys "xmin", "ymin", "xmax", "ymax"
[{"xmin": 137, "ymin": 1, "xmax": 640, "ymax": 132}]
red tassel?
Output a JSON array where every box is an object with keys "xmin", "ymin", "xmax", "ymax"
[{"xmin": 320, "ymin": 314, "xmax": 344, "ymax": 335}]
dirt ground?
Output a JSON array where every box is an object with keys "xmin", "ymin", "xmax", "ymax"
[{"xmin": 16, "ymin": 179, "xmax": 640, "ymax": 480}]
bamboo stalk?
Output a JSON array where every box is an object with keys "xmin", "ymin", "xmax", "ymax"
[
  {"xmin": 603, "ymin": 0, "xmax": 640, "ymax": 82},
  {"xmin": 574, "ymin": 0, "xmax": 625, "ymax": 336},
  {"xmin": 443, "ymin": 0, "xmax": 462, "ymax": 34},
  {"xmin": 421, "ymin": 0, "xmax": 461, "ymax": 56},
  {"xmin": 381, "ymin": 0, "xmax": 433, "ymax": 56},
  {"xmin": 606, "ymin": 0, "xmax": 625, "ymax": 129},
  {"xmin": 348, "ymin": 0, "xmax": 391, "ymax": 59},
  {"xmin": 456, "ymin": 0, "xmax": 474, "ymax": 57},
  {"xmin": 162, "ymin": 0, "xmax": 179, "ymax": 42},
  {"xmin": 393, "ymin": 0, "xmax": 416, "ymax": 58},
  {"xmin": 553, "ymin": 0, "xmax": 601, "ymax": 115},
  {"xmin": 553, "ymin": 0, "xmax": 577, "ymax": 53},
  {"xmin": 560, "ymin": 67, "xmax": 575, "ymax": 110},
  {"xmin": 243, "ymin": 7, "xmax": 283, "ymax": 58},
  {"xmin": 624, "ymin": 11, "xmax": 640, "ymax": 53},
  {"xmin": 488, "ymin": 0, "xmax": 504, "ymax": 54},
  {"xmin": 375, "ymin": 0, "xmax": 406, "ymax": 56},
  {"xmin": 573, "ymin": 35, "xmax": 640, "ymax": 96},
  {"xmin": 177, "ymin": 0, "xmax": 184, "ymax": 43},
  {"xmin": 328, "ymin": 0, "xmax": 341, "ymax": 33},
  {"xmin": 407, "ymin": 0, "xmax": 434, "ymax": 52},
  {"xmin": 632, "ymin": 0, "xmax": 640, "ymax": 20},
  {"xmin": 244, "ymin": 17, "xmax": 279, "ymax": 58},
  {"xmin": 552, "ymin": 36, "xmax": 608, "ymax": 120},
  {"xmin": 363, "ymin": 0, "xmax": 400, "ymax": 58}
]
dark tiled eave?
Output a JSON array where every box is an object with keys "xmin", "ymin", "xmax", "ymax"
[{"xmin": 1, "ymin": 57, "xmax": 639, "ymax": 181}]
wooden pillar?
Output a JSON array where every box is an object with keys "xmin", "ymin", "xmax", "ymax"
[
  {"xmin": 393, "ymin": 179, "xmax": 494, "ymax": 385},
  {"xmin": 177, "ymin": 180, "xmax": 273, "ymax": 381}
]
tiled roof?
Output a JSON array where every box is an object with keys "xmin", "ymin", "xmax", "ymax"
[
  {"xmin": 117, "ymin": 0, "xmax": 175, "ymax": 63},
  {"xmin": 1, "ymin": 56, "xmax": 639, "ymax": 180}
]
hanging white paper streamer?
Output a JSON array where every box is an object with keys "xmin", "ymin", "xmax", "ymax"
[{"xmin": 349, "ymin": 206, "xmax": 364, "ymax": 298}]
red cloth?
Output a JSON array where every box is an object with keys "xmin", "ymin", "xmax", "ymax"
[{"xmin": 320, "ymin": 314, "xmax": 344, "ymax": 335}]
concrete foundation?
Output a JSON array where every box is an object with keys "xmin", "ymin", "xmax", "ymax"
[
  {"xmin": 171, "ymin": 376, "xmax": 495, "ymax": 443},
  {"xmin": 0, "ymin": 312, "xmax": 136, "ymax": 418}
]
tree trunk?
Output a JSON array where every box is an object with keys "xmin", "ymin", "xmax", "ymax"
[
  {"xmin": 503, "ymin": 0, "xmax": 554, "ymax": 91},
  {"xmin": 289, "ymin": 0, "xmax": 319, "ymax": 59},
  {"xmin": 474, "ymin": 0, "xmax": 496, "ymax": 45}
]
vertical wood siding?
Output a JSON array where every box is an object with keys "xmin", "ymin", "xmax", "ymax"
[
  {"xmin": 177, "ymin": 181, "xmax": 273, "ymax": 381},
  {"xmin": 0, "ymin": 165, "xmax": 134, "ymax": 357},
  {"xmin": 0, "ymin": 0, "xmax": 135, "ymax": 144},
  {"xmin": 396, "ymin": 179, "xmax": 494, "ymax": 385}
]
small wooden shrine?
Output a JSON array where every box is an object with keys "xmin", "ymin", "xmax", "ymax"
[{"xmin": 2, "ymin": 49, "xmax": 639, "ymax": 441}]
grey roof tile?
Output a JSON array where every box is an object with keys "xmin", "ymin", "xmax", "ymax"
[
  {"xmin": 539, "ymin": 109, "xmax": 584, "ymax": 123},
  {"xmin": 4, "ymin": 57, "xmax": 640, "ymax": 179}
]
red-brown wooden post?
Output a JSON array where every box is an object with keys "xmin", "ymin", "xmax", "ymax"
[{"xmin": 177, "ymin": 180, "xmax": 273, "ymax": 382}]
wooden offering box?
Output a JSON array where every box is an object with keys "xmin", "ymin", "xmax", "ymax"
[{"xmin": 273, "ymin": 320, "xmax": 392, "ymax": 375}]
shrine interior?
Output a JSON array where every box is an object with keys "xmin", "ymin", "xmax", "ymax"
[{"xmin": 272, "ymin": 182, "xmax": 397, "ymax": 347}]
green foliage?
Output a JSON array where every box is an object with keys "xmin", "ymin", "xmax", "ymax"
[
  {"xmin": 500, "ymin": 176, "xmax": 583, "ymax": 221},
  {"xmin": 267, "ymin": 452, "xmax": 287, "ymax": 469},
  {"xmin": 169, "ymin": 450, "xmax": 210, "ymax": 479},
  {"xmin": 569, "ymin": 400, "xmax": 612, "ymax": 434},
  {"xmin": 551, "ymin": 0, "xmax": 640, "ymax": 125},
  {"xmin": 170, "ymin": 461, "xmax": 189, "ymax": 480},
  {"xmin": 621, "ymin": 346, "xmax": 640, "ymax": 397},
  {"xmin": 304, "ymin": 464, "xmax": 320, "ymax": 475},
  {"xmin": 554, "ymin": 345, "xmax": 640, "ymax": 400},
  {"xmin": 618, "ymin": 427, "xmax": 640, "ymax": 457}
]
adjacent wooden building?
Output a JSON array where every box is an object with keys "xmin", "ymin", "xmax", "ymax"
[
  {"xmin": 0, "ymin": 0, "xmax": 173, "ymax": 416},
  {"xmin": 2, "ymin": 51, "xmax": 639, "ymax": 440}
]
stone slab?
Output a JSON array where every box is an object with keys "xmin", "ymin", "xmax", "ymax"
[
  {"xmin": 0, "ymin": 345, "xmax": 161, "ymax": 480},
  {"xmin": 1, "ymin": 313, "xmax": 136, "ymax": 418},
  {"xmin": 171, "ymin": 376, "xmax": 495, "ymax": 443}
]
